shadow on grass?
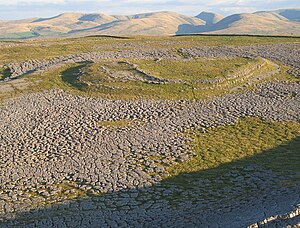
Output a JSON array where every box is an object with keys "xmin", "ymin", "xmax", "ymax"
[
  {"xmin": 61, "ymin": 62, "xmax": 91, "ymax": 90},
  {"xmin": 0, "ymin": 67, "xmax": 12, "ymax": 80},
  {"xmin": 2, "ymin": 137, "xmax": 300, "ymax": 227}
]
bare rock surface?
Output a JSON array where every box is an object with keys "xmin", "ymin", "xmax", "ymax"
[
  {"xmin": 249, "ymin": 204, "xmax": 300, "ymax": 228},
  {"xmin": 0, "ymin": 81, "xmax": 299, "ymax": 227}
]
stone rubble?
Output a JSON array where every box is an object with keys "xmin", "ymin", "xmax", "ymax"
[{"xmin": 0, "ymin": 81, "xmax": 299, "ymax": 227}]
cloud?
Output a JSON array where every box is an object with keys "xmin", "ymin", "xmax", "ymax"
[
  {"xmin": 0, "ymin": 0, "xmax": 64, "ymax": 4},
  {"xmin": 0, "ymin": 0, "xmax": 294, "ymax": 5},
  {"xmin": 0, "ymin": 0, "xmax": 299, "ymax": 19},
  {"xmin": 220, "ymin": 6, "xmax": 257, "ymax": 14}
]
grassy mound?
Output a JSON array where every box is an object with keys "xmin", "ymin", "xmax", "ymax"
[{"xmin": 26, "ymin": 57, "xmax": 296, "ymax": 101}]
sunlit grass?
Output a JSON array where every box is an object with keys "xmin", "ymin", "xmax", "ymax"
[
  {"xmin": 132, "ymin": 58, "xmax": 256, "ymax": 81},
  {"xmin": 167, "ymin": 117, "xmax": 300, "ymax": 177}
]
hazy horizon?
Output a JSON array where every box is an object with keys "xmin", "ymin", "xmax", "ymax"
[{"xmin": 0, "ymin": 0, "xmax": 299, "ymax": 20}]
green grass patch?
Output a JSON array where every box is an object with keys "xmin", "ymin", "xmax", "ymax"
[
  {"xmin": 26, "ymin": 63, "xmax": 89, "ymax": 93},
  {"xmin": 168, "ymin": 117, "xmax": 300, "ymax": 177},
  {"xmin": 157, "ymin": 117, "xmax": 300, "ymax": 206},
  {"xmin": 132, "ymin": 58, "xmax": 255, "ymax": 81}
]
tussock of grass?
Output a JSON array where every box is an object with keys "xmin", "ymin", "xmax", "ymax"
[{"xmin": 0, "ymin": 67, "xmax": 11, "ymax": 80}]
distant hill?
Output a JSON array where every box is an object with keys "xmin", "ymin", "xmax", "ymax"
[
  {"xmin": 265, "ymin": 9, "xmax": 300, "ymax": 22},
  {"xmin": 68, "ymin": 11, "xmax": 205, "ymax": 36},
  {"xmin": 204, "ymin": 12, "xmax": 300, "ymax": 35},
  {"xmin": 0, "ymin": 9, "xmax": 299, "ymax": 39}
]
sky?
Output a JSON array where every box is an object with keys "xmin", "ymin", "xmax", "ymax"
[{"xmin": 0, "ymin": 0, "xmax": 299, "ymax": 20}]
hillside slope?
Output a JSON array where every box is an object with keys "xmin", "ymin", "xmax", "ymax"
[
  {"xmin": 0, "ymin": 9, "xmax": 299, "ymax": 38},
  {"xmin": 196, "ymin": 12, "xmax": 224, "ymax": 25},
  {"xmin": 266, "ymin": 9, "xmax": 300, "ymax": 22},
  {"xmin": 206, "ymin": 12, "xmax": 300, "ymax": 35},
  {"xmin": 0, "ymin": 11, "xmax": 204, "ymax": 38},
  {"xmin": 69, "ymin": 11, "xmax": 205, "ymax": 36}
]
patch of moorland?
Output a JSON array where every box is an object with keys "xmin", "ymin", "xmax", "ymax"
[
  {"xmin": 167, "ymin": 117, "xmax": 300, "ymax": 177},
  {"xmin": 0, "ymin": 35, "xmax": 299, "ymax": 63}
]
